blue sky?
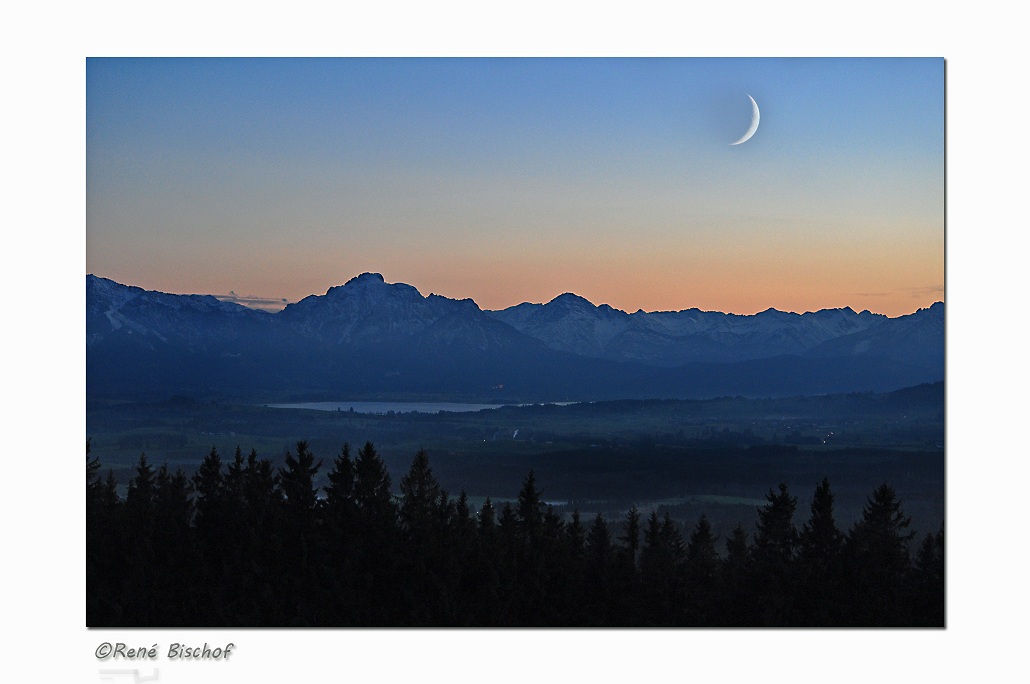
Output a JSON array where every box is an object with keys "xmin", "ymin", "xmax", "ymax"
[{"xmin": 87, "ymin": 57, "xmax": 943, "ymax": 315}]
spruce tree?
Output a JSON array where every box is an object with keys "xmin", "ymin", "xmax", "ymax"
[
  {"xmin": 640, "ymin": 510, "xmax": 663, "ymax": 576},
  {"xmin": 463, "ymin": 496, "xmax": 501, "ymax": 625},
  {"xmin": 620, "ymin": 504, "xmax": 641, "ymax": 570},
  {"xmin": 239, "ymin": 449, "xmax": 282, "ymax": 625},
  {"xmin": 319, "ymin": 444, "xmax": 358, "ymax": 623},
  {"xmin": 224, "ymin": 446, "xmax": 247, "ymax": 510},
  {"xmin": 910, "ymin": 523, "xmax": 945, "ymax": 626},
  {"xmin": 515, "ymin": 469, "xmax": 544, "ymax": 544},
  {"xmin": 845, "ymin": 483, "xmax": 915, "ymax": 625},
  {"xmin": 639, "ymin": 511, "xmax": 684, "ymax": 625},
  {"xmin": 686, "ymin": 515, "xmax": 717, "ymax": 570},
  {"xmin": 453, "ymin": 491, "xmax": 475, "ymax": 539},
  {"xmin": 399, "ymin": 449, "xmax": 443, "ymax": 538},
  {"xmin": 582, "ymin": 513, "xmax": 614, "ymax": 624},
  {"xmin": 192, "ymin": 446, "xmax": 225, "ymax": 535},
  {"xmin": 86, "ymin": 438, "xmax": 103, "ymax": 508},
  {"xmin": 353, "ymin": 441, "xmax": 394, "ymax": 522},
  {"xmin": 324, "ymin": 443, "xmax": 355, "ymax": 514},
  {"xmin": 721, "ymin": 522, "xmax": 753, "ymax": 625},
  {"xmin": 448, "ymin": 490, "xmax": 479, "ymax": 625},
  {"xmin": 848, "ymin": 483, "xmax": 914, "ymax": 569},
  {"xmin": 86, "ymin": 442, "xmax": 121, "ymax": 626},
  {"xmin": 567, "ymin": 510, "xmax": 586, "ymax": 558},
  {"xmin": 478, "ymin": 497, "xmax": 496, "ymax": 535},
  {"xmin": 750, "ymin": 483, "xmax": 798, "ymax": 625},
  {"xmin": 494, "ymin": 502, "xmax": 519, "ymax": 624},
  {"xmin": 685, "ymin": 514, "xmax": 719, "ymax": 626},
  {"xmin": 351, "ymin": 441, "xmax": 398, "ymax": 625},
  {"xmin": 279, "ymin": 440, "xmax": 322, "ymax": 514},
  {"xmin": 152, "ymin": 464, "xmax": 195, "ymax": 624},
  {"xmin": 798, "ymin": 478, "xmax": 844, "ymax": 564},
  {"xmin": 123, "ymin": 454, "xmax": 158, "ymax": 624},
  {"xmin": 243, "ymin": 448, "xmax": 280, "ymax": 513},
  {"xmin": 267, "ymin": 442, "xmax": 321, "ymax": 625},
  {"xmin": 796, "ymin": 478, "xmax": 844, "ymax": 625},
  {"xmin": 154, "ymin": 464, "xmax": 193, "ymax": 532},
  {"xmin": 753, "ymin": 483, "xmax": 798, "ymax": 568},
  {"xmin": 126, "ymin": 453, "xmax": 156, "ymax": 527}
]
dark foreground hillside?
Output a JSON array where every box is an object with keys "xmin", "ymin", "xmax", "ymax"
[{"xmin": 87, "ymin": 440, "xmax": 944, "ymax": 627}]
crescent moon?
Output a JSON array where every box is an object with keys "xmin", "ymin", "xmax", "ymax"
[{"xmin": 729, "ymin": 94, "xmax": 760, "ymax": 145}]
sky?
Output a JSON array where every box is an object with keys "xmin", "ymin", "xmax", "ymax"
[{"xmin": 86, "ymin": 57, "xmax": 943, "ymax": 316}]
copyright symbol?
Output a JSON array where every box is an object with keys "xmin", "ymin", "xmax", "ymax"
[{"xmin": 95, "ymin": 642, "xmax": 113, "ymax": 660}]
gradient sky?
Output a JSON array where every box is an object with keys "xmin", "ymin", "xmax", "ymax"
[{"xmin": 86, "ymin": 58, "xmax": 943, "ymax": 315}]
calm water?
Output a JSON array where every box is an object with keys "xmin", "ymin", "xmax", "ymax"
[{"xmin": 265, "ymin": 401, "xmax": 520, "ymax": 414}]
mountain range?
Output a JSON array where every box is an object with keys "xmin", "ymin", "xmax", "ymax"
[{"xmin": 86, "ymin": 273, "xmax": 944, "ymax": 401}]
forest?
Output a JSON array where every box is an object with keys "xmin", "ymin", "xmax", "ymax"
[{"xmin": 87, "ymin": 438, "xmax": 944, "ymax": 628}]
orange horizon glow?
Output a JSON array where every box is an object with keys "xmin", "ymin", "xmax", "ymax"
[{"xmin": 93, "ymin": 264, "xmax": 943, "ymax": 319}]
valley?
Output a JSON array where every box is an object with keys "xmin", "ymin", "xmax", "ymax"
[{"xmin": 86, "ymin": 382, "xmax": 945, "ymax": 543}]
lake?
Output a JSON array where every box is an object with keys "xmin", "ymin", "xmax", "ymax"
[{"xmin": 265, "ymin": 401, "xmax": 524, "ymax": 414}]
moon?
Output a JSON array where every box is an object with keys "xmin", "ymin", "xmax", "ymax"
[{"xmin": 729, "ymin": 94, "xmax": 760, "ymax": 145}]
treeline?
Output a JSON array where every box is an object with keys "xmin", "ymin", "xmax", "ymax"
[{"xmin": 87, "ymin": 439, "xmax": 944, "ymax": 627}]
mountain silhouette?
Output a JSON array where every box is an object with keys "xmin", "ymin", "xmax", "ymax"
[{"xmin": 86, "ymin": 274, "xmax": 944, "ymax": 401}]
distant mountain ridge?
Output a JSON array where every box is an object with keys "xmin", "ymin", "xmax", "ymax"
[
  {"xmin": 486, "ymin": 292, "xmax": 913, "ymax": 366},
  {"xmin": 86, "ymin": 273, "xmax": 944, "ymax": 401}
]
